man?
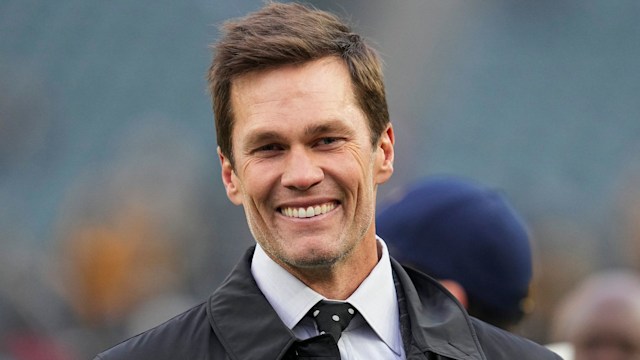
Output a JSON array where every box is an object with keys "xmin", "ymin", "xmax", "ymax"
[
  {"xmin": 376, "ymin": 176, "xmax": 534, "ymax": 331},
  {"xmin": 95, "ymin": 3, "xmax": 560, "ymax": 359},
  {"xmin": 548, "ymin": 270, "xmax": 640, "ymax": 360}
]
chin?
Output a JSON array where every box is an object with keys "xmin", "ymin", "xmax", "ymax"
[{"xmin": 283, "ymin": 247, "xmax": 344, "ymax": 269}]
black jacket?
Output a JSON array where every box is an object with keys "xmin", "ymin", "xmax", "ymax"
[{"xmin": 95, "ymin": 247, "xmax": 560, "ymax": 359}]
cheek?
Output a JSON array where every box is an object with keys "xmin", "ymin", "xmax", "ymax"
[
  {"xmin": 323, "ymin": 154, "xmax": 366, "ymax": 191},
  {"xmin": 340, "ymin": 143, "xmax": 374, "ymax": 174},
  {"xmin": 239, "ymin": 161, "xmax": 280, "ymax": 200}
]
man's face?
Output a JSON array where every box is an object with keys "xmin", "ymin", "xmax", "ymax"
[
  {"xmin": 572, "ymin": 299, "xmax": 640, "ymax": 360},
  {"xmin": 219, "ymin": 57, "xmax": 394, "ymax": 271}
]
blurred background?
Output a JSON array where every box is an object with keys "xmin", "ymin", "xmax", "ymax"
[{"xmin": 2, "ymin": 0, "xmax": 640, "ymax": 358}]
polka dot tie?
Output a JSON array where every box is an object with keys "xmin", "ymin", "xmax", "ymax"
[{"xmin": 308, "ymin": 300, "xmax": 357, "ymax": 342}]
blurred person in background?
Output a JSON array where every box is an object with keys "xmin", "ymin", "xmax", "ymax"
[
  {"xmin": 95, "ymin": 2, "xmax": 559, "ymax": 359},
  {"xmin": 376, "ymin": 176, "xmax": 534, "ymax": 331},
  {"xmin": 50, "ymin": 116, "xmax": 207, "ymax": 358},
  {"xmin": 548, "ymin": 270, "xmax": 640, "ymax": 360},
  {"xmin": 54, "ymin": 182, "xmax": 196, "ymax": 357}
]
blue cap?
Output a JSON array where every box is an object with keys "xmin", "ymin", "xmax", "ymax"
[{"xmin": 377, "ymin": 176, "xmax": 532, "ymax": 321}]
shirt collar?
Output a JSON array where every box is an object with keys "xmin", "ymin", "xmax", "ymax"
[
  {"xmin": 251, "ymin": 239, "xmax": 403, "ymax": 355},
  {"xmin": 347, "ymin": 237, "xmax": 403, "ymax": 355},
  {"xmin": 251, "ymin": 244, "xmax": 323, "ymax": 329}
]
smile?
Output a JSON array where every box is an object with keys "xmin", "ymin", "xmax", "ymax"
[{"xmin": 279, "ymin": 202, "xmax": 336, "ymax": 218}]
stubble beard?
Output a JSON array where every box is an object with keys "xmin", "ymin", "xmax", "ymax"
[{"xmin": 261, "ymin": 213, "xmax": 373, "ymax": 275}]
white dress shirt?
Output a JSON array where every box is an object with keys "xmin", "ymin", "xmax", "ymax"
[{"xmin": 251, "ymin": 238, "xmax": 406, "ymax": 359}]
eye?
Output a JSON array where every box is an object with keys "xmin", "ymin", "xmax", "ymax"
[
  {"xmin": 252, "ymin": 143, "xmax": 284, "ymax": 155},
  {"xmin": 315, "ymin": 137, "xmax": 344, "ymax": 148},
  {"xmin": 319, "ymin": 137, "xmax": 337, "ymax": 145},
  {"xmin": 258, "ymin": 144, "xmax": 281, "ymax": 151}
]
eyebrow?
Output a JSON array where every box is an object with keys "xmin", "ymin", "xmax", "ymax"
[
  {"xmin": 243, "ymin": 130, "xmax": 284, "ymax": 150},
  {"xmin": 303, "ymin": 119, "xmax": 356, "ymax": 138}
]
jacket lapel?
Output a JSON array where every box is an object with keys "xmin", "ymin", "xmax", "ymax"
[
  {"xmin": 391, "ymin": 258, "xmax": 486, "ymax": 360},
  {"xmin": 207, "ymin": 246, "xmax": 297, "ymax": 360}
]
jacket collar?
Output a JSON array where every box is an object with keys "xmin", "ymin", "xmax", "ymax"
[
  {"xmin": 207, "ymin": 247, "xmax": 297, "ymax": 360},
  {"xmin": 206, "ymin": 246, "xmax": 485, "ymax": 360},
  {"xmin": 391, "ymin": 258, "xmax": 486, "ymax": 360}
]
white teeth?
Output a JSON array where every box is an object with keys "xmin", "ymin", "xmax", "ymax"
[{"xmin": 280, "ymin": 202, "xmax": 336, "ymax": 218}]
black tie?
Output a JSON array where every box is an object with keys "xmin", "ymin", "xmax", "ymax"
[{"xmin": 308, "ymin": 301, "xmax": 357, "ymax": 342}]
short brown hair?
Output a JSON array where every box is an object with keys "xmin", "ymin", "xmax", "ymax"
[{"xmin": 208, "ymin": 2, "xmax": 389, "ymax": 166}]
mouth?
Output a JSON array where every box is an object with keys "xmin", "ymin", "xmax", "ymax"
[{"xmin": 279, "ymin": 201, "xmax": 337, "ymax": 219}]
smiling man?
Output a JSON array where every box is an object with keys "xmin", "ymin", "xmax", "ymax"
[
  {"xmin": 222, "ymin": 56, "xmax": 390, "ymax": 301},
  {"xmin": 95, "ymin": 2, "xmax": 560, "ymax": 359}
]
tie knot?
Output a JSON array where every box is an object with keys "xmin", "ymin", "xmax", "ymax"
[{"xmin": 308, "ymin": 301, "xmax": 357, "ymax": 342}]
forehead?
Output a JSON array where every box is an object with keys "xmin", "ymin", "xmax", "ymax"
[
  {"xmin": 229, "ymin": 57, "xmax": 366, "ymax": 136},
  {"xmin": 573, "ymin": 297, "xmax": 640, "ymax": 340}
]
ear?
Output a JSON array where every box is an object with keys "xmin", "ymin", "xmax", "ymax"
[
  {"xmin": 440, "ymin": 279, "xmax": 469, "ymax": 309},
  {"xmin": 374, "ymin": 123, "xmax": 395, "ymax": 185},
  {"xmin": 218, "ymin": 147, "xmax": 243, "ymax": 205}
]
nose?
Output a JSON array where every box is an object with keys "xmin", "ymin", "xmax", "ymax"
[{"xmin": 281, "ymin": 147, "xmax": 324, "ymax": 190}]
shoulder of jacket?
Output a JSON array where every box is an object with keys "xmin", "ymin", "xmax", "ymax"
[
  {"xmin": 395, "ymin": 262, "xmax": 560, "ymax": 360},
  {"xmin": 470, "ymin": 318, "xmax": 562, "ymax": 359},
  {"xmin": 94, "ymin": 301, "xmax": 223, "ymax": 359}
]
